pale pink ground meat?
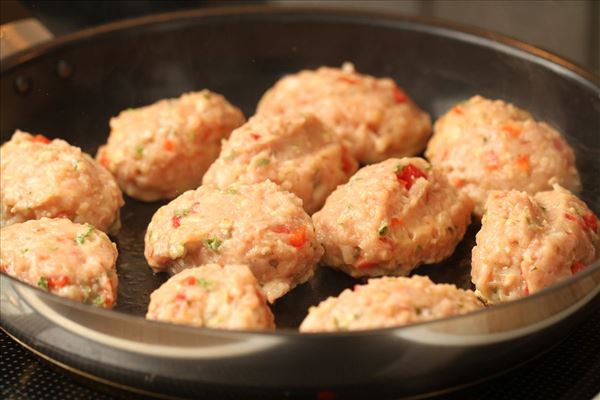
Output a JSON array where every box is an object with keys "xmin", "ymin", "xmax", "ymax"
[
  {"xmin": 312, "ymin": 157, "xmax": 473, "ymax": 278},
  {"xmin": 472, "ymin": 185, "xmax": 599, "ymax": 304},
  {"xmin": 256, "ymin": 63, "xmax": 432, "ymax": 164},
  {"xmin": 146, "ymin": 264, "xmax": 275, "ymax": 330},
  {"xmin": 202, "ymin": 113, "xmax": 357, "ymax": 214},
  {"xmin": 144, "ymin": 181, "xmax": 323, "ymax": 302},
  {"xmin": 300, "ymin": 275, "xmax": 483, "ymax": 332},
  {"xmin": 426, "ymin": 95, "xmax": 581, "ymax": 216},
  {"xmin": 97, "ymin": 90, "xmax": 245, "ymax": 201},
  {"xmin": 0, "ymin": 218, "xmax": 118, "ymax": 308},
  {"xmin": 1, "ymin": 131, "xmax": 123, "ymax": 233}
]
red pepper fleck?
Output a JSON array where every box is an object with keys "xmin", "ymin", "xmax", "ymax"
[
  {"xmin": 250, "ymin": 133, "xmax": 261, "ymax": 141},
  {"xmin": 453, "ymin": 106, "xmax": 464, "ymax": 115},
  {"xmin": 523, "ymin": 285, "xmax": 529, "ymax": 296},
  {"xmin": 340, "ymin": 146, "xmax": 354, "ymax": 174},
  {"xmin": 483, "ymin": 150, "xmax": 500, "ymax": 171},
  {"xmin": 48, "ymin": 275, "xmax": 70, "ymax": 289},
  {"xmin": 104, "ymin": 297, "xmax": 113, "ymax": 308},
  {"xmin": 390, "ymin": 217, "xmax": 403, "ymax": 227},
  {"xmin": 583, "ymin": 214, "xmax": 598, "ymax": 232},
  {"xmin": 396, "ymin": 164, "xmax": 427, "ymax": 190},
  {"xmin": 99, "ymin": 155, "xmax": 110, "ymax": 168},
  {"xmin": 564, "ymin": 213, "xmax": 577, "ymax": 222},
  {"xmin": 338, "ymin": 75, "xmax": 358, "ymax": 84},
  {"xmin": 271, "ymin": 225, "xmax": 291, "ymax": 234},
  {"xmin": 453, "ymin": 178, "xmax": 466, "ymax": 188},
  {"xmin": 515, "ymin": 154, "xmax": 531, "ymax": 173},
  {"xmin": 553, "ymin": 138, "xmax": 564, "ymax": 151},
  {"xmin": 393, "ymin": 87, "xmax": 407, "ymax": 103},
  {"xmin": 33, "ymin": 134, "xmax": 51, "ymax": 144},
  {"xmin": 163, "ymin": 139, "xmax": 175, "ymax": 151},
  {"xmin": 184, "ymin": 276, "xmax": 196, "ymax": 286},
  {"xmin": 501, "ymin": 123, "xmax": 521, "ymax": 138},
  {"xmin": 175, "ymin": 293, "xmax": 187, "ymax": 302},
  {"xmin": 172, "ymin": 215, "xmax": 181, "ymax": 228},
  {"xmin": 289, "ymin": 226, "xmax": 307, "ymax": 248},
  {"xmin": 571, "ymin": 261, "xmax": 585, "ymax": 274},
  {"xmin": 356, "ymin": 261, "xmax": 377, "ymax": 269}
]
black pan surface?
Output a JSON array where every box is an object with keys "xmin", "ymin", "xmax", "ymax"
[{"xmin": 1, "ymin": 6, "xmax": 599, "ymax": 399}]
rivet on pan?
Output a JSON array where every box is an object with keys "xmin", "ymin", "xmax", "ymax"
[
  {"xmin": 56, "ymin": 60, "xmax": 73, "ymax": 79},
  {"xmin": 14, "ymin": 76, "xmax": 31, "ymax": 95}
]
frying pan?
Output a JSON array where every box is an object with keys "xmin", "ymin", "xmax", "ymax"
[{"xmin": 1, "ymin": 6, "xmax": 599, "ymax": 399}]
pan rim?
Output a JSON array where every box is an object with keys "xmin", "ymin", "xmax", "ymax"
[
  {"xmin": 1, "ymin": 4, "xmax": 599, "ymax": 88},
  {"xmin": 1, "ymin": 4, "xmax": 599, "ymax": 339}
]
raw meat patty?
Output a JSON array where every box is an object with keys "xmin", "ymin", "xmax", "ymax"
[
  {"xmin": 472, "ymin": 185, "xmax": 599, "ymax": 304},
  {"xmin": 202, "ymin": 112, "xmax": 357, "ymax": 214},
  {"xmin": 426, "ymin": 95, "xmax": 581, "ymax": 216},
  {"xmin": 312, "ymin": 157, "xmax": 473, "ymax": 278},
  {"xmin": 256, "ymin": 63, "xmax": 431, "ymax": 164},
  {"xmin": 97, "ymin": 90, "xmax": 245, "ymax": 201},
  {"xmin": 144, "ymin": 181, "xmax": 323, "ymax": 302},
  {"xmin": 0, "ymin": 218, "xmax": 118, "ymax": 308},
  {"xmin": 300, "ymin": 275, "xmax": 483, "ymax": 332},
  {"xmin": 146, "ymin": 264, "xmax": 275, "ymax": 330},
  {"xmin": 1, "ymin": 131, "xmax": 123, "ymax": 233}
]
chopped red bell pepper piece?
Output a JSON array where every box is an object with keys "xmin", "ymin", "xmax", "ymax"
[
  {"xmin": 393, "ymin": 87, "xmax": 407, "ymax": 103},
  {"xmin": 184, "ymin": 276, "xmax": 196, "ymax": 286},
  {"xmin": 571, "ymin": 261, "xmax": 585, "ymax": 274},
  {"xmin": 396, "ymin": 164, "xmax": 427, "ymax": 190},
  {"xmin": 583, "ymin": 214, "xmax": 598, "ymax": 232},
  {"xmin": 48, "ymin": 275, "xmax": 70, "ymax": 289},
  {"xmin": 289, "ymin": 226, "xmax": 307, "ymax": 248},
  {"xmin": 34, "ymin": 134, "xmax": 51, "ymax": 144},
  {"xmin": 172, "ymin": 215, "xmax": 181, "ymax": 228},
  {"xmin": 163, "ymin": 139, "xmax": 175, "ymax": 151}
]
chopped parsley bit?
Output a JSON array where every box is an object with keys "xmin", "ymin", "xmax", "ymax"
[
  {"xmin": 82, "ymin": 286, "xmax": 92, "ymax": 301},
  {"xmin": 37, "ymin": 277, "xmax": 49, "ymax": 291},
  {"xmin": 92, "ymin": 295, "xmax": 105, "ymax": 306},
  {"xmin": 174, "ymin": 208, "xmax": 190, "ymax": 217},
  {"xmin": 205, "ymin": 237, "xmax": 222, "ymax": 251},
  {"xmin": 196, "ymin": 278, "xmax": 212, "ymax": 288},
  {"xmin": 203, "ymin": 92, "xmax": 211, "ymax": 100},
  {"xmin": 378, "ymin": 223, "xmax": 389, "ymax": 236},
  {"xmin": 226, "ymin": 187, "xmax": 239, "ymax": 195},
  {"xmin": 106, "ymin": 271, "xmax": 114, "ymax": 277},
  {"xmin": 353, "ymin": 246, "xmax": 361, "ymax": 259},
  {"xmin": 75, "ymin": 224, "xmax": 95, "ymax": 245},
  {"xmin": 424, "ymin": 163, "xmax": 432, "ymax": 172},
  {"xmin": 394, "ymin": 163, "xmax": 405, "ymax": 173},
  {"xmin": 256, "ymin": 158, "xmax": 271, "ymax": 167},
  {"xmin": 135, "ymin": 145, "xmax": 144, "ymax": 157}
]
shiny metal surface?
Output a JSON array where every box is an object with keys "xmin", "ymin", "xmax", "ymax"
[{"xmin": 1, "ymin": 6, "xmax": 599, "ymax": 398}]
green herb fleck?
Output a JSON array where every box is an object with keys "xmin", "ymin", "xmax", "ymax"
[
  {"xmin": 92, "ymin": 295, "xmax": 105, "ymax": 306},
  {"xmin": 75, "ymin": 224, "xmax": 95, "ymax": 245},
  {"xmin": 106, "ymin": 271, "xmax": 114, "ymax": 277},
  {"xmin": 135, "ymin": 145, "xmax": 144, "ymax": 157},
  {"xmin": 205, "ymin": 237, "xmax": 222, "ymax": 251},
  {"xmin": 378, "ymin": 224, "xmax": 388, "ymax": 236},
  {"xmin": 203, "ymin": 92, "xmax": 212, "ymax": 100},
  {"xmin": 174, "ymin": 208, "xmax": 190, "ymax": 217},
  {"xmin": 196, "ymin": 278, "xmax": 212, "ymax": 288},
  {"xmin": 37, "ymin": 277, "xmax": 49, "ymax": 291},
  {"xmin": 226, "ymin": 187, "xmax": 239, "ymax": 195},
  {"xmin": 169, "ymin": 243, "xmax": 185, "ymax": 259},
  {"xmin": 256, "ymin": 158, "xmax": 270, "ymax": 167}
]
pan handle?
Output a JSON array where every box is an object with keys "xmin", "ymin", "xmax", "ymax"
[{"xmin": 0, "ymin": 18, "xmax": 54, "ymax": 60}]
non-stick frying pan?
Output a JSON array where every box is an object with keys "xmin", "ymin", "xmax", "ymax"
[{"xmin": 1, "ymin": 6, "xmax": 599, "ymax": 399}]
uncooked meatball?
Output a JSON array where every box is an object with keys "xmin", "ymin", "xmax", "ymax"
[
  {"xmin": 257, "ymin": 63, "xmax": 431, "ymax": 164},
  {"xmin": 312, "ymin": 157, "xmax": 473, "ymax": 278},
  {"xmin": 144, "ymin": 181, "xmax": 323, "ymax": 302},
  {"xmin": 97, "ymin": 90, "xmax": 245, "ymax": 201},
  {"xmin": 146, "ymin": 264, "xmax": 275, "ymax": 330},
  {"xmin": 426, "ymin": 95, "xmax": 581, "ymax": 216},
  {"xmin": 0, "ymin": 218, "xmax": 118, "ymax": 308},
  {"xmin": 202, "ymin": 113, "xmax": 357, "ymax": 214},
  {"xmin": 472, "ymin": 185, "xmax": 599, "ymax": 304},
  {"xmin": 299, "ymin": 275, "xmax": 483, "ymax": 332},
  {"xmin": 1, "ymin": 131, "xmax": 123, "ymax": 233}
]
